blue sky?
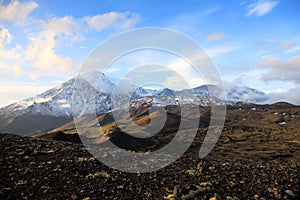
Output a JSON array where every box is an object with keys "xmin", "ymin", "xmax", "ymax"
[{"xmin": 0, "ymin": 0, "xmax": 300, "ymax": 106}]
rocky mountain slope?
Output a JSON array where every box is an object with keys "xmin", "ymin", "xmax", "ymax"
[{"xmin": 1, "ymin": 103, "xmax": 299, "ymax": 199}]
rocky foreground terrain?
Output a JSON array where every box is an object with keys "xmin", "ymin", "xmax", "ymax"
[{"xmin": 1, "ymin": 102, "xmax": 300, "ymax": 199}]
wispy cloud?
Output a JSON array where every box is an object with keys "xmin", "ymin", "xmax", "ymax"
[
  {"xmin": 286, "ymin": 47, "xmax": 300, "ymax": 54},
  {"xmin": 202, "ymin": 6, "xmax": 221, "ymax": 15},
  {"xmin": 177, "ymin": 6, "xmax": 220, "ymax": 21},
  {"xmin": 206, "ymin": 32, "xmax": 225, "ymax": 41},
  {"xmin": 246, "ymin": 0, "xmax": 279, "ymax": 17},
  {"xmin": 205, "ymin": 44, "xmax": 239, "ymax": 57},
  {"xmin": 258, "ymin": 39, "xmax": 298, "ymax": 54},
  {"xmin": 280, "ymin": 41, "xmax": 297, "ymax": 48},
  {"xmin": 84, "ymin": 11, "xmax": 140, "ymax": 31}
]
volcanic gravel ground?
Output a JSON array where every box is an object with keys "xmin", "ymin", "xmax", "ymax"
[{"xmin": 1, "ymin": 134, "xmax": 299, "ymax": 199}]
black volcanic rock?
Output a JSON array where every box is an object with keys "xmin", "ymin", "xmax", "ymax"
[
  {"xmin": 105, "ymin": 130, "xmax": 157, "ymax": 152},
  {"xmin": 38, "ymin": 131, "xmax": 83, "ymax": 143},
  {"xmin": 1, "ymin": 133, "xmax": 299, "ymax": 199}
]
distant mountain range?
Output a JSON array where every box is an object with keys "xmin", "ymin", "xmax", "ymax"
[{"xmin": 0, "ymin": 71, "xmax": 279, "ymax": 135}]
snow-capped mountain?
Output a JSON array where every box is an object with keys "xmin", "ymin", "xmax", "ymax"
[
  {"xmin": 0, "ymin": 70, "xmax": 272, "ymax": 135},
  {"xmin": 226, "ymin": 86, "xmax": 268, "ymax": 104},
  {"xmin": 0, "ymin": 71, "xmax": 119, "ymax": 135},
  {"xmin": 130, "ymin": 87, "xmax": 155, "ymax": 99},
  {"xmin": 0, "ymin": 72, "xmax": 112, "ymax": 118}
]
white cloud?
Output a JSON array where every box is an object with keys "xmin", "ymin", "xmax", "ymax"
[
  {"xmin": 264, "ymin": 39, "xmax": 276, "ymax": 44},
  {"xmin": 25, "ymin": 31, "xmax": 74, "ymax": 80},
  {"xmin": 0, "ymin": 0, "xmax": 38, "ymax": 24},
  {"xmin": 42, "ymin": 16, "xmax": 85, "ymax": 42},
  {"xmin": 21, "ymin": 11, "xmax": 140, "ymax": 79},
  {"xmin": 262, "ymin": 85, "xmax": 300, "ymax": 105},
  {"xmin": 11, "ymin": 63, "xmax": 23, "ymax": 77},
  {"xmin": 280, "ymin": 86, "xmax": 300, "ymax": 105},
  {"xmin": 157, "ymin": 44, "xmax": 238, "ymax": 90},
  {"xmin": 1, "ymin": 10, "xmax": 140, "ymax": 81},
  {"xmin": 0, "ymin": 26, "xmax": 25, "ymax": 78},
  {"xmin": 0, "ymin": 26, "xmax": 12, "ymax": 48},
  {"xmin": 205, "ymin": 44, "xmax": 238, "ymax": 58},
  {"xmin": 280, "ymin": 41, "xmax": 296, "ymax": 48},
  {"xmin": 246, "ymin": 0, "xmax": 279, "ymax": 17},
  {"xmin": 43, "ymin": 16, "xmax": 75, "ymax": 36},
  {"xmin": 162, "ymin": 53, "xmax": 220, "ymax": 90},
  {"xmin": 163, "ymin": 74, "xmax": 195, "ymax": 90},
  {"xmin": 264, "ymin": 88, "xmax": 288, "ymax": 94},
  {"xmin": 84, "ymin": 11, "xmax": 139, "ymax": 31},
  {"xmin": 230, "ymin": 68, "xmax": 268, "ymax": 86},
  {"xmin": 0, "ymin": 5, "xmax": 141, "ymax": 106},
  {"xmin": 258, "ymin": 39, "xmax": 298, "ymax": 55},
  {"xmin": 260, "ymin": 54, "xmax": 300, "ymax": 83},
  {"xmin": 0, "ymin": 82, "xmax": 53, "ymax": 107},
  {"xmin": 228, "ymin": 53, "xmax": 300, "ymax": 105},
  {"xmin": 286, "ymin": 47, "xmax": 300, "ymax": 54},
  {"xmin": 162, "ymin": 72, "xmax": 217, "ymax": 90},
  {"xmin": 0, "ymin": 20, "xmax": 77, "ymax": 81},
  {"xmin": 206, "ymin": 32, "xmax": 224, "ymax": 41}
]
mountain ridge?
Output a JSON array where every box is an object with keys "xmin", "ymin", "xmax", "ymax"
[{"xmin": 0, "ymin": 71, "xmax": 289, "ymax": 135}]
